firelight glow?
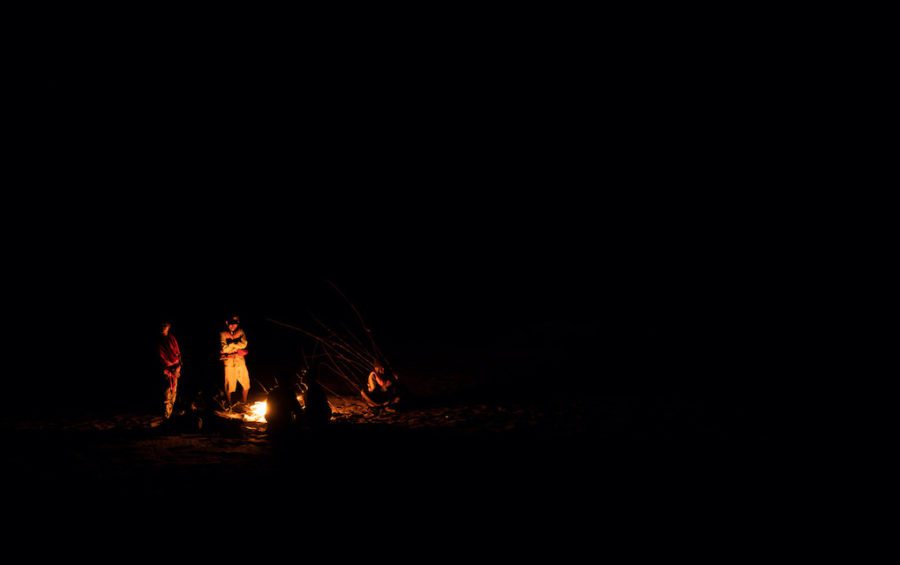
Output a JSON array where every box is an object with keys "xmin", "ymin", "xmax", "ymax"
[{"xmin": 246, "ymin": 401, "xmax": 268, "ymax": 423}]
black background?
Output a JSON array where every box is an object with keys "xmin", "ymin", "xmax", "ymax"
[
  {"xmin": 3, "ymin": 20, "xmax": 818, "ymax": 545},
  {"xmin": 11, "ymin": 26, "xmax": 792, "ymax": 429}
]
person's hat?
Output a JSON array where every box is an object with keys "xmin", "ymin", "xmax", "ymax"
[{"xmin": 227, "ymin": 316, "xmax": 240, "ymax": 325}]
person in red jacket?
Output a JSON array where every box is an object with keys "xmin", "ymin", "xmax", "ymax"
[{"xmin": 159, "ymin": 320, "xmax": 183, "ymax": 419}]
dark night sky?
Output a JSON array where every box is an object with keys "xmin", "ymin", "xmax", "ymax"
[
  {"xmin": 2, "ymin": 19, "xmax": 815, "ymax": 541},
  {"xmin": 13, "ymin": 36, "xmax": 788, "ymax": 417}
]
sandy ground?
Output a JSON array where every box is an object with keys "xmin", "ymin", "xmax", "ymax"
[{"xmin": 6, "ymin": 386, "xmax": 773, "ymax": 525}]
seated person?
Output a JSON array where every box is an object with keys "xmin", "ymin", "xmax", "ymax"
[
  {"xmin": 360, "ymin": 362, "xmax": 402, "ymax": 412},
  {"xmin": 300, "ymin": 369, "xmax": 332, "ymax": 428},
  {"xmin": 265, "ymin": 375, "xmax": 303, "ymax": 432}
]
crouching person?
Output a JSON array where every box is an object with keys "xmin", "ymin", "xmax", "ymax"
[
  {"xmin": 265, "ymin": 375, "xmax": 303, "ymax": 434},
  {"xmin": 301, "ymin": 369, "xmax": 332, "ymax": 428},
  {"xmin": 361, "ymin": 361, "xmax": 402, "ymax": 414}
]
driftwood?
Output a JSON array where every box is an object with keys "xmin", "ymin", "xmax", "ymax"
[{"xmin": 267, "ymin": 281, "xmax": 394, "ymax": 400}]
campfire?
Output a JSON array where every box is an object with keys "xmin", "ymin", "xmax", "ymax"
[
  {"xmin": 246, "ymin": 401, "xmax": 268, "ymax": 423},
  {"xmin": 214, "ymin": 400, "xmax": 270, "ymax": 423}
]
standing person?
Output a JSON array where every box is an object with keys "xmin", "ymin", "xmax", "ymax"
[
  {"xmin": 220, "ymin": 315, "xmax": 250, "ymax": 406},
  {"xmin": 159, "ymin": 320, "xmax": 182, "ymax": 420}
]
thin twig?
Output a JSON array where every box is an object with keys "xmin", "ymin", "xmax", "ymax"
[
  {"xmin": 310, "ymin": 314, "xmax": 376, "ymax": 368},
  {"xmin": 326, "ymin": 280, "xmax": 387, "ymax": 363}
]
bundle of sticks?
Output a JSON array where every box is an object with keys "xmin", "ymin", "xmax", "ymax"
[{"xmin": 267, "ymin": 282, "xmax": 392, "ymax": 399}]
